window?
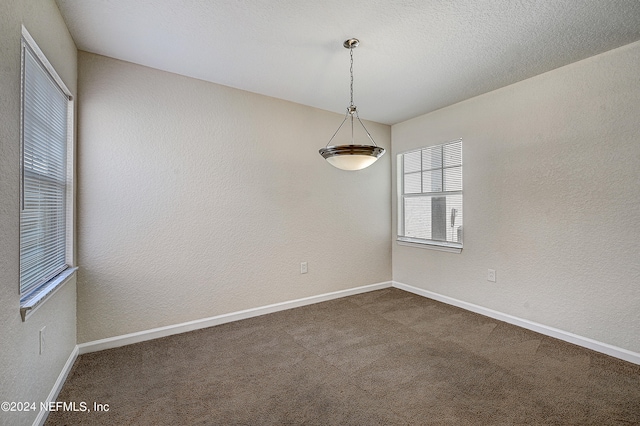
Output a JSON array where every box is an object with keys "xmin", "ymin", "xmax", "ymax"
[
  {"xmin": 19, "ymin": 28, "xmax": 75, "ymax": 318},
  {"xmin": 397, "ymin": 139, "xmax": 463, "ymax": 252}
]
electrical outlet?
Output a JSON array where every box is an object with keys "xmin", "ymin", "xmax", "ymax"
[
  {"xmin": 300, "ymin": 262, "xmax": 308, "ymax": 274},
  {"xmin": 487, "ymin": 269, "xmax": 496, "ymax": 282},
  {"xmin": 39, "ymin": 326, "xmax": 46, "ymax": 355}
]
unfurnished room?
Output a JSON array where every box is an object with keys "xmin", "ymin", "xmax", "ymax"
[{"xmin": 1, "ymin": 1, "xmax": 640, "ymax": 425}]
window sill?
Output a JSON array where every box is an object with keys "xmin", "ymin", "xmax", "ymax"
[
  {"xmin": 396, "ymin": 238, "xmax": 462, "ymax": 253},
  {"xmin": 20, "ymin": 267, "xmax": 78, "ymax": 322}
]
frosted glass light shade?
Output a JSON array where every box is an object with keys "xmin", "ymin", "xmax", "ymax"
[{"xmin": 319, "ymin": 145, "xmax": 385, "ymax": 171}]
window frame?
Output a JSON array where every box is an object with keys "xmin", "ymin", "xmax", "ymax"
[
  {"xmin": 19, "ymin": 27, "xmax": 76, "ymax": 321},
  {"xmin": 397, "ymin": 139, "xmax": 463, "ymax": 253}
]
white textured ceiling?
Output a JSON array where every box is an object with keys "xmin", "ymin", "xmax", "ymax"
[{"xmin": 56, "ymin": 0, "xmax": 640, "ymax": 125}]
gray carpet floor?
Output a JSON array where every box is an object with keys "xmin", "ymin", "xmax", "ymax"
[{"xmin": 47, "ymin": 288, "xmax": 640, "ymax": 425}]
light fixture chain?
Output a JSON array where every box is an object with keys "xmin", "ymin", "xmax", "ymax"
[{"xmin": 349, "ymin": 46, "xmax": 354, "ymax": 107}]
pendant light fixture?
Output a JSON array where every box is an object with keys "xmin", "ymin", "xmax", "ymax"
[{"xmin": 319, "ymin": 38, "xmax": 385, "ymax": 171}]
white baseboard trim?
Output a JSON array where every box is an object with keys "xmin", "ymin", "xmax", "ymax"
[
  {"xmin": 78, "ymin": 281, "xmax": 393, "ymax": 355},
  {"xmin": 393, "ymin": 281, "xmax": 640, "ymax": 365},
  {"xmin": 33, "ymin": 345, "xmax": 79, "ymax": 426}
]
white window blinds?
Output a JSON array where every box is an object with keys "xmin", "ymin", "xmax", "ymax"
[
  {"xmin": 398, "ymin": 139, "xmax": 463, "ymax": 249},
  {"xmin": 20, "ymin": 41, "xmax": 71, "ymax": 298}
]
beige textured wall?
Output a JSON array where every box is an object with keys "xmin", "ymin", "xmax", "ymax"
[
  {"xmin": 0, "ymin": 1, "xmax": 77, "ymax": 425},
  {"xmin": 392, "ymin": 41, "xmax": 640, "ymax": 354},
  {"xmin": 76, "ymin": 52, "xmax": 391, "ymax": 343}
]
